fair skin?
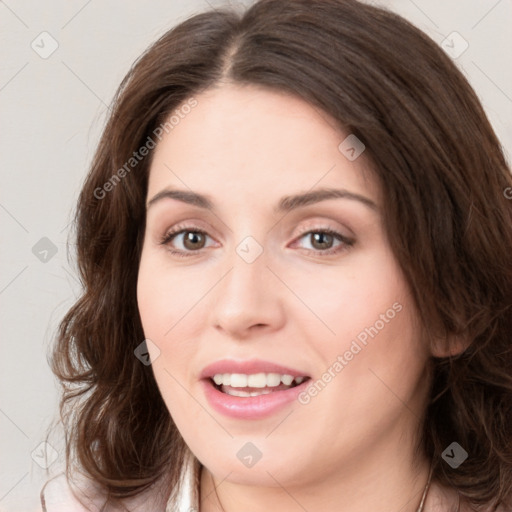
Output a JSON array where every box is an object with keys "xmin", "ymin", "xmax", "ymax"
[{"xmin": 137, "ymin": 82, "xmax": 445, "ymax": 512}]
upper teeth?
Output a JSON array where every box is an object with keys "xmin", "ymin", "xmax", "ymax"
[{"xmin": 212, "ymin": 373, "xmax": 306, "ymax": 388}]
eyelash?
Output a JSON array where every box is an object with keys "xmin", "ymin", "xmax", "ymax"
[{"xmin": 159, "ymin": 223, "xmax": 355, "ymax": 258}]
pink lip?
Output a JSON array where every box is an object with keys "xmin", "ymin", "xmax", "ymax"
[
  {"xmin": 201, "ymin": 378, "xmax": 309, "ymax": 420},
  {"xmin": 199, "ymin": 359, "xmax": 311, "ymax": 420},
  {"xmin": 199, "ymin": 359, "xmax": 309, "ymax": 379}
]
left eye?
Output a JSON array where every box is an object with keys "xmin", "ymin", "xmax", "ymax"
[{"xmin": 293, "ymin": 229, "xmax": 353, "ymax": 255}]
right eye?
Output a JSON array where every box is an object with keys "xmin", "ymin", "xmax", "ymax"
[{"xmin": 160, "ymin": 226, "xmax": 216, "ymax": 257}]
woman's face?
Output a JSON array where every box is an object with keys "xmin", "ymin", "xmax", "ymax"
[{"xmin": 137, "ymin": 83, "xmax": 431, "ymax": 489}]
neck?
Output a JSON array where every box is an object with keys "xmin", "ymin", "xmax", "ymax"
[{"xmin": 199, "ymin": 438, "xmax": 432, "ymax": 512}]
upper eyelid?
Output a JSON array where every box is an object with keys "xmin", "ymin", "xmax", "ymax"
[
  {"xmin": 163, "ymin": 215, "xmax": 352, "ymax": 234},
  {"xmin": 151, "ymin": 202, "xmax": 361, "ymax": 238},
  {"xmin": 163, "ymin": 222, "xmax": 346, "ymax": 236}
]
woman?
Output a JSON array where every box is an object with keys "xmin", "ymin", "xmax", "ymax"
[{"xmin": 41, "ymin": 0, "xmax": 512, "ymax": 510}]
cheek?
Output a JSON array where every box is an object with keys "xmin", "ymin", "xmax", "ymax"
[
  {"xmin": 301, "ymin": 280, "xmax": 425, "ymax": 438},
  {"xmin": 285, "ymin": 250, "xmax": 408, "ymax": 351},
  {"xmin": 137, "ymin": 251, "xmax": 196, "ymax": 374},
  {"xmin": 291, "ymin": 250, "xmax": 425, "ymax": 404},
  {"xmin": 137, "ymin": 247, "xmax": 204, "ymax": 337},
  {"xmin": 137, "ymin": 253, "xmax": 205, "ymax": 423}
]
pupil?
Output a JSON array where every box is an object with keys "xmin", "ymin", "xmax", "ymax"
[
  {"xmin": 312, "ymin": 232, "xmax": 332, "ymax": 249},
  {"xmin": 184, "ymin": 231, "xmax": 204, "ymax": 250}
]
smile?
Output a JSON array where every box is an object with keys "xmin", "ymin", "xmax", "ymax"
[
  {"xmin": 212, "ymin": 372, "xmax": 307, "ymax": 397},
  {"xmin": 200, "ymin": 360, "xmax": 312, "ymax": 419}
]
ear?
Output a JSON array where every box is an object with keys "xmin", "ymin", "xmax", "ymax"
[{"xmin": 430, "ymin": 333, "xmax": 470, "ymax": 358}]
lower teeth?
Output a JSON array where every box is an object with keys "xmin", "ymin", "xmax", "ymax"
[{"xmin": 221, "ymin": 386, "xmax": 291, "ymax": 397}]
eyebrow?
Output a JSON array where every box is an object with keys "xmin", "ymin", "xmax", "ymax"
[{"xmin": 146, "ymin": 187, "xmax": 377, "ymax": 213}]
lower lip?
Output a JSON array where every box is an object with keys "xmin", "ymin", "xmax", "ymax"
[{"xmin": 201, "ymin": 379, "xmax": 309, "ymax": 420}]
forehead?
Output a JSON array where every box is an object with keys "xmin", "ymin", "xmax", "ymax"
[{"xmin": 147, "ymin": 83, "xmax": 379, "ymax": 206}]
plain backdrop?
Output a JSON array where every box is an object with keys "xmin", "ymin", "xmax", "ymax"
[{"xmin": 1, "ymin": 0, "xmax": 511, "ymax": 510}]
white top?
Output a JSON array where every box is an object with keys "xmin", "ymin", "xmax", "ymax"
[
  {"xmin": 40, "ymin": 458, "xmax": 510, "ymax": 512},
  {"xmin": 41, "ymin": 453, "xmax": 200, "ymax": 512}
]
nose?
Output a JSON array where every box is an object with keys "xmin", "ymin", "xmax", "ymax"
[{"xmin": 209, "ymin": 242, "xmax": 286, "ymax": 340}]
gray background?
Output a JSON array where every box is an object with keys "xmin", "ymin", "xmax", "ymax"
[{"xmin": 1, "ymin": 0, "xmax": 511, "ymax": 510}]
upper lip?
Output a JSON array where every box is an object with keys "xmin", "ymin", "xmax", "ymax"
[{"xmin": 200, "ymin": 359, "xmax": 310, "ymax": 380}]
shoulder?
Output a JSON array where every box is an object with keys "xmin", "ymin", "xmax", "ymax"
[
  {"xmin": 40, "ymin": 473, "xmax": 102, "ymax": 511},
  {"xmin": 41, "ymin": 471, "xmax": 174, "ymax": 512},
  {"xmin": 165, "ymin": 452, "xmax": 201, "ymax": 512},
  {"xmin": 425, "ymin": 481, "xmax": 512, "ymax": 512}
]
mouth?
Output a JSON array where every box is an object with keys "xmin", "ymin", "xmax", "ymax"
[
  {"xmin": 209, "ymin": 372, "xmax": 310, "ymax": 397},
  {"xmin": 199, "ymin": 360, "xmax": 312, "ymax": 419}
]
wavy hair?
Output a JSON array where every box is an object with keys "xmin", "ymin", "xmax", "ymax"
[{"xmin": 46, "ymin": 0, "xmax": 512, "ymax": 509}]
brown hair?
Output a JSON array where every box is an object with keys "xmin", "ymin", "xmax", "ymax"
[{"xmin": 46, "ymin": 0, "xmax": 512, "ymax": 509}]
